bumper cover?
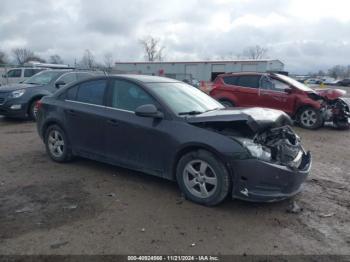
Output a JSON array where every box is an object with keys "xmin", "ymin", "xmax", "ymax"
[
  {"xmin": 0, "ymin": 103, "xmax": 28, "ymax": 118},
  {"xmin": 231, "ymin": 151, "xmax": 311, "ymax": 202}
]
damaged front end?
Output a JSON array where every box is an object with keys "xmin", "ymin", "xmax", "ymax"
[
  {"xmin": 309, "ymin": 89, "xmax": 350, "ymax": 129},
  {"xmin": 251, "ymin": 125, "xmax": 309, "ymax": 170},
  {"xmin": 187, "ymin": 108, "xmax": 312, "ymax": 202}
]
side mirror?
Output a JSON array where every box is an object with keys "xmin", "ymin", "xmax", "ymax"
[
  {"xmin": 285, "ymin": 88, "xmax": 292, "ymax": 94},
  {"xmin": 2, "ymin": 74, "xmax": 7, "ymax": 78},
  {"xmin": 135, "ymin": 104, "xmax": 163, "ymax": 119},
  {"xmin": 55, "ymin": 80, "xmax": 66, "ymax": 88}
]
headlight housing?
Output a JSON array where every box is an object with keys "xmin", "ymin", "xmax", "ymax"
[
  {"xmin": 239, "ymin": 139, "xmax": 271, "ymax": 162},
  {"xmin": 9, "ymin": 89, "xmax": 26, "ymax": 98}
]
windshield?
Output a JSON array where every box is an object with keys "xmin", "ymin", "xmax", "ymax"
[
  {"xmin": 24, "ymin": 71, "xmax": 64, "ymax": 85},
  {"xmin": 275, "ymin": 74, "xmax": 314, "ymax": 92},
  {"xmin": 147, "ymin": 82, "xmax": 224, "ymax": 115}
]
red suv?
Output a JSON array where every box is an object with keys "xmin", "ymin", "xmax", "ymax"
[{"xmin": 210, "ymin": 72, "xmax": 350, "ymax": 129}]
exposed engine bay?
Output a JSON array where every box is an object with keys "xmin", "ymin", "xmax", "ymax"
[
  {"xmin": 188, "ymin": 107, "xmax": 309, "ymax": 169},
  {"xmin": 308, "ymin": 90, "xmax": 350, "ymax": 129},
  {"xmin": 253, "ymin": 125, "xmax": 305, "ymax": 169}
]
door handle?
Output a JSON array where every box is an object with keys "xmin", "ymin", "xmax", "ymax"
[{"xmin": 107, "ymin": 119, "xmax": 119, "ymax": 126}]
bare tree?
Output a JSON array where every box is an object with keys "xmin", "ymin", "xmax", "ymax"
[
  {"xmin": 49, "ymin": 55, "xmax": 64, "ymax": 64},
  {"xmin": 12, "ymin": 48, "xmax": 35, "ymax": 65},
  {"xmin": 139, "ymin": 36, "xmax": 165, "ymax": 62},
  {"xmin": 80, "ymin": 49, "xmax": 95, "ymax": 69},
  {"xmin": 103, "ymin": 52, "xmax": 114, "ymax": 71},
  {"xmin": 25, "ymin": 55, "xmax": 46, "ymax": 63},
  {"xmin": 0, "ymin": 50, "xmax": 7, "ymax": 64},
  {"xmin": 244, "ymin": 45, "xmax": 268, "ymax": 60},
  {"xmin": 328, "ymin": 65, "xmax": 347, "ymax": 79}
]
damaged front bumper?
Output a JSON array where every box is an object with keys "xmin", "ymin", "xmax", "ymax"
[{"xmin": 230, "ymin": 151, "xmax": 311, "ymax": 202}]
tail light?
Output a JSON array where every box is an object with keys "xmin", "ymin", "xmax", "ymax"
[{"xmin": 35, "ymin": 100, "xmax": 43, "ymax": 111}]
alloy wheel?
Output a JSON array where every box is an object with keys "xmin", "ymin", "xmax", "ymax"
[
  {"xmin": 183, "ymin": 160, "xmax": 218, "ymax": 199},
  {"xmin": 48, "ymin": 130, "xmax": 65, "ymax": 158},
  {"xmin": 300, "ymin": 109, "xmax": 317, "ymax": 127}
]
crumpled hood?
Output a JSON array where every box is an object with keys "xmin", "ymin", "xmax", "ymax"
[
  {"xmin": 0, "ymin": 83, "xmax": 40, "ymax": 92},
  {"xmin": 187, "ymin": 107, "xmax": 293, "ymax": 133},
  {"xmin": 313, "ymin": 88, "xmax": 346, "ymax": 100}
]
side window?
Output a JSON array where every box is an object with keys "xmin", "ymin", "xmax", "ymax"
[
  {"xmin": 24, "ymin": 69, "xmax": 41, "ymax": 77},
  {"xmin": 66, "ymin": 85, "xmax": 79, "ymax": 100},
  {"xmin": 57, "ymin": 73, "xmax": 77, "ymax": 85},
  {"xmin": 223, "ymin": 76, "xmax": 238, "ymax": 85},
  {"xmin": 76, "ymin": 73, "xmax": 92, "ymax": 81},
  {"xmin": 76, "ymin": 80, "xmax": 106, "ymax": 105},
  {"xmin": 261, "ymin": 77, "xmax": 290, "ymax": 92},
  {"xmin": 111, "ymin": 80, "xmax": 156, "ymax": 111},
  {"xmin": 236, "ymin": 75, "xmax": 261, "ymax": 89},
  {"xmin": 7, "ymin": 69, "xmax": 22, "ymax": 78}
]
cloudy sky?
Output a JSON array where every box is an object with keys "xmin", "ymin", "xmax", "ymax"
[{"xmin": 0, "ymin": 0, "xmax": 350, "ymax": 73}]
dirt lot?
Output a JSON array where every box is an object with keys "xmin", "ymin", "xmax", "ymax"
[{"xmin": 0, "ymin": 117, "xmax": 349, "ymax": 255}]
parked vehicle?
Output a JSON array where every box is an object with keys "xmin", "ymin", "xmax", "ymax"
[
  {"xmin": 36, "ymin": 75, "xmax": 311, "ymax": 205},
  {"xmin": 0, "ymin": 70, "xmax": 94, "ymax": 120},
  {"xmin": 336, "ymin": 78, "xmax": 350, "ymax": 87},
  {"xmin": 1, "ymin": 67, "xmax": 45, "ymax": 85},
  {"xmin": 210, "ymin": 73, "xmax": 350, "ymax": 129},
  {"xmin": 304, "ymin": 78, "xmax": 322, "ymax": 85}
]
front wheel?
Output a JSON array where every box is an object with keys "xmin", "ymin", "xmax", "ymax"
[
  {"xmin": 298, "ymin": 107, "xmax": 323, "ymax": 129},
  {"xmin": 333, "ymin": 119, "xmax": 350, "ymax": 130},
  {"xmin": 176, "ymin": 150, "xmax": 231, "ymax": 206}
]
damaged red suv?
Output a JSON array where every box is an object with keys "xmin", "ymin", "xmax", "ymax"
[{"xmin": 210, "ymin": 73, "xmax": 350, "ymax": 129}]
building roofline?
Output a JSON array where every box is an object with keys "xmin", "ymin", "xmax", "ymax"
[{"xmin": 114, "ymin": 59, "xmax": 284, "ymax": 65}]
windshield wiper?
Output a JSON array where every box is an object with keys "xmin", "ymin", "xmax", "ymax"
[
  {"xmin": 204, "ymin": 107, "xmax": 221, "ymax": 113},
  {"xmin": 178, "ymin": 110, "xmax": 204, "ymax": 116}
]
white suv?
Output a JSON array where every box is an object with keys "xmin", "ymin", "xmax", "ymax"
[{"xmin": 1, "ymin": 68, "xmax": 45, "ymax": 85}]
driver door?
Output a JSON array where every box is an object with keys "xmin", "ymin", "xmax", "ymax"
[
  {"xmin": 103, "ymin": 79, "xmax": 173, "ymax": 177},
  {"xmin": 258, "ymin": 76, "xmax": 295, "ymax": 115}
]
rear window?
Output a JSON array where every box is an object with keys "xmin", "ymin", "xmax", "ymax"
[
  {"xmin": 222, "ymin": 76, "xmax": 239, "ymax": 85},
  {"xmin": 24, "ymin": 69, "xmax": 42, "ymax": 77},
  {"xmin": 76, "ymin": 80, "xmax": 106, "ymax": 105},
  {"xmin": 236, "ymin": 75, "xmax": 261, "ymax": 89},
  {"xmin": 66, "ymin": 86, "xmax": 78, "ymax": 100}
]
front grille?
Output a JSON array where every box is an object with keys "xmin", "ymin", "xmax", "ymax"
[{"xmin": 0, "ymin": 92, "xmax": 8, "ymax": 105}]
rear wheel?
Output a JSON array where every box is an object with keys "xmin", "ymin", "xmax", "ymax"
[
  {"xmin": 220, "ymin": 100, "xmax": 234, "ymax": 108},
  {"xmin": 176, "ymin": 150, "xmax": 230, "ymax": 206},
  {"xmin": 44, "ymin": 125, "xmax": 73, "ymax": 162},
  {"xmin": 298, "ymin": 107, "xmax": 323, "ymax": 129}
]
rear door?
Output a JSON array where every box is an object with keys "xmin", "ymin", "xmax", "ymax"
[
  {"xmin": 233, "ymin": 75, "xmax": 261, "ymax": 107},
  {"xmin": 63, "ymin": 79, "xmax": 109, "ymax": 158}
]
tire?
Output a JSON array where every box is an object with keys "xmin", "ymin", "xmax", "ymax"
[
  {"xmin": 28, "ymin": 99, "xmax": 40, "ymax": 121},
  {"xmin": 298, "ymin": 107, "xmax": 323, "ymax": 129},
  {"xmin": 176, "ymin": 150, "xmax": 231, "ymax": 206},
  {"xmin": 44, "ymin": 125, "xmax": 73, "ymax": 162},
  {"xmin": 220, "ymin": 100, "xmax": 234, "ymax": 108},
  {"xmin": 333, "ymin": 119, "xmax": 350, "ymax": 130}
]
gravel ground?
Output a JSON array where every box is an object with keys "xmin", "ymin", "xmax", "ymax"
[{"xmin": 0, "ymin": 116, "xmax": 349, "ymax": 255}]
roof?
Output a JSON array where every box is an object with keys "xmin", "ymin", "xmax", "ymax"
[
  {"xmin": 112, "ymin": 74, "xmax": 180, "ymax": 83},
  {"xmin": 115, "ymin": 59, "xmax": 283, "ymax": 65}
]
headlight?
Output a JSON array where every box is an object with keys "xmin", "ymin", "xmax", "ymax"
[
  {"xmin": 9, "ymin": 89, "xmax": 26, "ymax": 98},
  {"xmin": 240, "ymin": 139, "xmax": 271, "ymax": 162}
]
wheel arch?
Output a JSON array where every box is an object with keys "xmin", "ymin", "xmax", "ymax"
[
  {"xmin": 171, "ymin": 143, "xmax": 231, "ymax": 181},
  {"xmin": 26, "ymin": 95, "xmax": 45, "ymax": 115}
]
